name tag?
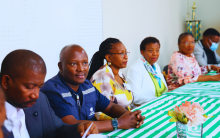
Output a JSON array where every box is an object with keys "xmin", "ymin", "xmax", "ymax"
[
  {"xmin": 62, "ymin": 92, "xmax": 72, "ymax": 98},
  {"xmin": 123, "ymin": 83, "xmax": 132, "ymax": 91}
]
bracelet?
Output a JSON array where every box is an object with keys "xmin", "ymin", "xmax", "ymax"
[{"xmin": 208, "ymin": 65, "xmax": 211, "ymax": 71}]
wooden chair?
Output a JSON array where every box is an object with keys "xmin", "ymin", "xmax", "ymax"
[
  {"xmin": 162, "ymin": 65, "xmax": 168, "ymax": 81},
  {"xmin": 162, "ymin": 71, "xmax": 168, "ymax": 81}
]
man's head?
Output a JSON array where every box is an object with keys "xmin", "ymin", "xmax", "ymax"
[
  {"xmin": 0, "ymin": 50, "xmax": 46, "ymax": 108},
  {"xmin": 202, "ymin": 28, "xmax": 220, "ymax": 49},
  {"xmin": 58, "ymin": 45, "xmax": 89, "ymax": 86}
]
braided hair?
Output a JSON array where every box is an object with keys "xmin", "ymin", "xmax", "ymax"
[{"xmin": 87, "ymin": 38, "xmax": 121, "ymax": 80}]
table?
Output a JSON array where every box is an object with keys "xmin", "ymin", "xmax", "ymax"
[{"xmin": 102, "ymin": 81, "xmax": 220, "ymax": 138}]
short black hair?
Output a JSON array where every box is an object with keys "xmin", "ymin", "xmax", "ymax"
[
  {"xmin": 203, "ymin": 28, "xmax": 220, "ymax": 37},
  {"xmin": 178, "ymin": 32, "xmax": 194, "ymax": 43},
  {"xmin": 140, "ymin": 37, "xmax": 160, "ymax": 51},
  {"xmin": 0, "ymin": 49, "xmax": 46, "ymax": 81}
]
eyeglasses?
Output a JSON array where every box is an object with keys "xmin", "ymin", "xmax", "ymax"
[
  {"xmin": 109, "ymin": 52, "xmax": 130, "ymax": 58},
  {"xmin": 180, "ymin": 42, "xmax": 196, "ymax": 46}
]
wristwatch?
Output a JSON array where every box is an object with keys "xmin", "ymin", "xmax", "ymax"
[{"xmin": 111, "ymin": 118, "xmax": 118, "ymax": 130}]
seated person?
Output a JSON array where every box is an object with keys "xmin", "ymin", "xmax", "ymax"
[
  {"xmin": 87, "ymin": 38, "xmax": 133, "ymax": 120},
  {"xmin": 0, "ymin": 49, "xmax": 98, "ymax": 138},
  {"xmin": 41, "ymin": 45, "xmax": 145, "ymax": 133},
  {"xmin": 127, "ymin": 37, "xmax": 167, "ymax": 106},
  {"xmin": 0, "ymin": 87, "xmax": 6, "ymax": 138},
  {"xmin": 193, "ymin": 28, "xmax": 220, "ymax": 66},
  {"xmin": 167, "ymin": 33, "xmax": 220, "ymax": 91}
]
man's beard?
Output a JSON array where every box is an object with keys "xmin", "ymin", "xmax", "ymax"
[{"xmin": 7, "ymin": 99, "xmax": 37, "ymax": 109}]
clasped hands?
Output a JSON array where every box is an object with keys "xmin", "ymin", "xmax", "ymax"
[
  {"xmin": 117, "ymin": 110, "xmax": 145, "ymax": 129},
  {"xmin": 77, "ymin": 110, "xmax": 145, "ymax": 137}
]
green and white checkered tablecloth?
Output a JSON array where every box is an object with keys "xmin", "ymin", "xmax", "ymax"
[{"xmin": 102, "ymin": 81, "xmax": 220, "ymax": 138}]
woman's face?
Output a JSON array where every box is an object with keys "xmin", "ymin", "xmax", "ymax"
[
  {"xmin": 141, "ymin": 43, "xmax": 160, "ymax": 65},
  {"xmin": 106, "ymin": 42, "xmax": 128, "ymax": 69},
  {"xmin": 178, "ymin": 35, "xmax": 195, "ymax": 56}
]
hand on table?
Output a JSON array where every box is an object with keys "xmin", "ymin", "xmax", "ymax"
[
  {"xmin": 117, "ymin": 110, "xmax": 145, "ymax": 129},
  {"xmin": 77, "ymin": 122, "xmax": 98, "ymax": 137},
  {"xmin": 135, "ymin": 111, "xmax": 145, "ymax": 128},
  {"xmin": 212, "ymin": 74, "xmax": 220, "ymax": 81},
  {"xmin": 211, "ymin": 65, "xmax": 220, "ymax": 73}
]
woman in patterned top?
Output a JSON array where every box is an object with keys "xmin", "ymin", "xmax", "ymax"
[
  {"xmin": 87, "ymin": 38, "xmax": 133, "ymax": 121},
  {"xmin": 167, "ymin": 32, "xmax": 220, "ymax": 91}
]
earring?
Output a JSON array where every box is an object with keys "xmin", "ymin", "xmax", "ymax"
[{"xmin": 108, "ymin": 62, "xmax": 111, "ymax": 66}]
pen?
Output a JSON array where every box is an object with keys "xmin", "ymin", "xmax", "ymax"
[{"xmin": 82, "ymin": 122, "xmax": 93, "ymax": 138}]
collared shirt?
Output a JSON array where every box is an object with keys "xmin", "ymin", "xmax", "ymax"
[
  {"xmin": 42, "ymin": 73, "xmax": 110, "ymax": 120},
  {"xmin": 5, "ymin": 102, "xmax": 30, "ymax": 138},
  {"xmin": 91, "ymin": 64, "xmax": 133, "ymax": 121},
  {"xmin": 58, "ymin": 73, "xmax": 83, "ymax": 106},
  {"xmin": 201, "ymin": 40, "xmax": 217, "ymax": 64}
]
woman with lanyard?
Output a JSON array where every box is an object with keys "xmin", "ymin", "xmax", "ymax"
[
  {"xmin": 87, "ymin": 38, "xmax": 133, "ymax": 121},
  {"xmin": 127, "ymin": 37, "xmax": 167, "ymax": 107}
]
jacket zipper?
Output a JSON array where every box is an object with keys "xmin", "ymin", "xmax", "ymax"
[{"xmin": 75, "ymin": 94, "xmax": 81, "ymax": 120}]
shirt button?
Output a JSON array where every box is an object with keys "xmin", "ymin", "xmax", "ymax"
[{"xmin": 33, "ymin": 112, "xmax": 38, "ymax": 117}]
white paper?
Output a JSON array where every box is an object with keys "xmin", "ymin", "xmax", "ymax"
[{"xmin": 87, "ymin": 134, "xmax": 107, "ymax": 138}]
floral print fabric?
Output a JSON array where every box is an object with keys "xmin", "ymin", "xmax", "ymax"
[
  {"xmin": 167, "ymin": 52, "xmax": 208, "ymax": 91},
  {"xmin": 90, "ymin": 64, "xmax": 133, "ymax": 120}
]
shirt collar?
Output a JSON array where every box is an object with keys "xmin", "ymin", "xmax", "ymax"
[
  {"xmin": 200, "ymin": 40, "xmax": 213, "ymax": 52},
  {"xmin": 5, "ymin": 102, "xmax": 19, "ymax": 118},
  {"xmin": 58, "ymin": 72, "xmax": 82, "ymax": 94},
  {"xmin": 105, "ymin": 64, "xmax": 124, "ymax": 79},
  {"xmin": 174, "ymin": 51, "xmax": 195, "ymax": 58}
]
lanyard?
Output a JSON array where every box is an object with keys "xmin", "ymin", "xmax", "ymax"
[
  {"xmin": 74, "ymin": 93, "xmax": 81, "ymax": 108},
  {"xmin": 73, "ymin": 93, "xmax": 81, "ymax": 120}
]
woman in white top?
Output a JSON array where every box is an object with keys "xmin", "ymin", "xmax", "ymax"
[{"xmin": 127, "ymin": 37, "xmax": 167, "ymax": 106}]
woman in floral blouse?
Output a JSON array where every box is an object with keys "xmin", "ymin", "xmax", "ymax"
[
  {"xmin": 87, "ymin": 38, "xmax": 133, "ymax": 121},
  {"xmin": 167, "ymin": 33, "xmax": 220, "ymax": 91}
]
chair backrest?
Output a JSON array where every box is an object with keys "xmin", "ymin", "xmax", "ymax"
[
  {"xmin": 162, "ymin": 71, "xmax": 168, "ymax": 81},
  {"xmin": 162, "ymin": 65, "xmax": 168, "ymax": 81},
  {"xmin": 163, "ymin": 65, "xmax": 168, "ymax": 74}
]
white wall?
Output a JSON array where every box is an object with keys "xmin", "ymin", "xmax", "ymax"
[
  {"xmin": 103, "ymin": 0, "xmax": 187, "ymax": 75},
  {"xmin": 0, "ymin": 0, "xmax": 103, "ymax": 81},
  {"xmin": 3, "ymin": 0, "xmax": 218, "ymax": 80},
  {"xmin": 194, "ymin": 0, "xmax": 220, "ymax": 54}
]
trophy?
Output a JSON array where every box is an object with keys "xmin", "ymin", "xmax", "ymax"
[{"xmin": 192, "ymin": 2, "xmax": 197, "ymax": 20}]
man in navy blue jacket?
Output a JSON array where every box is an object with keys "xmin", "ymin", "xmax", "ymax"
[
  {"xmin": 0, "ymin": 49, "xmax": 98, "ymax": 138},
  {"xmin": 41, "ymin": 45, "xmax": 145, "ymax": 133}
]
